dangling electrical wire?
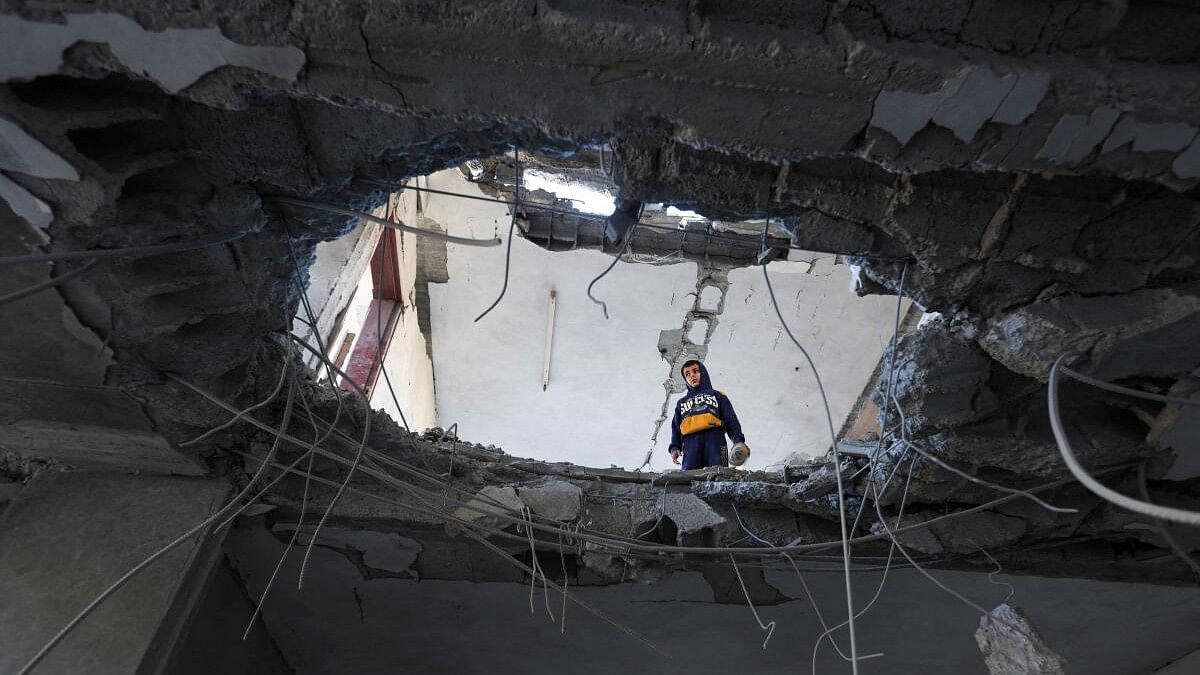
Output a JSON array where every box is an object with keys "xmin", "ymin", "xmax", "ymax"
[
  {"xmin": 1060, "ymin": 365, "xmax": 1200, "ymax": 408},
  {"xmin": 762, "ymin": 261, "xmax": 861, "ymax": 674},
  {"xmin": 728, "ymin": 553, "xmax": 776, "ymax": 650},
  {"xmin": 181, "ymin": 345, "xmax": 293, "ymax": 447},
  {"xmin": 282, "ymin": 220, "xmax": 350, "ymax": 443},
  {"xmin": 234, "ymin": 447, "xmax": 668, "ymax": 656},
  {"xmin": 968, "ymin": 538, "xmax": 1016, "ymax": 605},
  {"xmin": 586, "ymin": 212, "xmax": 640, "ymax": 319},
  {"xmin": 0, "ymin": 230, "xmax": 249, "ymax": 266},
  {"xmin": 474, "ymin": 147, "xmax": 521, "ymax": 322},
  {"xmin": 1049, "ymin": 354, "xmax": 1200, "ymax": 526},
  {"xmin": 287, "ymin": 335, "xmax": 374, "ymax": 588},
  {"xmin": 896, "ymin": 439, "xmax": 1077, "ymax": 514},
  {"xmin": 0, "ymin": 259, "xmax": 96, "ymax": 307},
  {"xmin": 811, "ymin": 452, "xmax": 917, "ymax": 673},
  {"xmin": 1137, "ymin": 463, "xmax": 1200, "ymax": 580},
  {"xmin": 243, "ymin": 370, "xmax": 322, "ymax": 640}
]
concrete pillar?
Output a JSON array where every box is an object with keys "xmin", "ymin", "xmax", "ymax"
[{"xmin": 0, "ymin": 470, "xmax": 228, "ymax": 674}]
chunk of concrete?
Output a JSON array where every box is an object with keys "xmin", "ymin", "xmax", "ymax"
[
  {"xmin": 659, "ymin": 492, "xmax": 725, "ymax": 542},
  {"xmin": 518, "ymin": 480, "xmax": 582, "ymax": 522},
  {"xmin": 452, "ymin": 485, "xmax": 524, "ymax": 524},
  {"xmin": 975, "ymin": 603, "xmax": 1066, "ymax": 675}
]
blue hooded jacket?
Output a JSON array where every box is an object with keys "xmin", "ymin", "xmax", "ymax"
[{"xmin": 668, "ymin": 361, "xmax": 745, "ymax": 470}]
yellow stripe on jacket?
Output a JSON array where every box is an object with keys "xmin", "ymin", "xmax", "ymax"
[{"xmin": 680, "ymin": 411, "xmax": 722, "ymax": 436}]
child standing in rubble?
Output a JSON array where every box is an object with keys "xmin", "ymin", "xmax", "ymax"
[{"xmin": 668, "ymin": 359, "xmax": 749, "ymax": 470}]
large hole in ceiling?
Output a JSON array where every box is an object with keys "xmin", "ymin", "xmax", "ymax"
[{"xmin": 293, "ymin": 150, "xmax": 913, "ymax": 472}]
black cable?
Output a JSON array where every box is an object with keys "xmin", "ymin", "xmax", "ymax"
[
  {"xmin": 281, "ymin": 221, "xmax": 353, "ymax": 435},
  {"xmin": 474, "ymin": 146, "xmax": 521, "ymax": 323},
  {"xmin": 0, "ymin": 259, "xmax": 96, "ymax": 307},
  {"xmin": 586, "ymin": 208, "xmax": 641, "ymax": 319},
  {"xmin": 0, "ymin": 230, "xmax": 248, "ymax": 266}
]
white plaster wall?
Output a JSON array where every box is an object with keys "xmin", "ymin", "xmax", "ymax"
[
  {"xmin": 425, "ymin": 170, "xmax": 697, "ymax": 469},
  {"xmin": 423, "ymin": 169, "xmax": 905, "ymax": 471},
  {"xmin": 651, "ymin": 261, "xmax": 909, "ymax": 467}
]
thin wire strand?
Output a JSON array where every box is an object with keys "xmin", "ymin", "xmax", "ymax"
[
  {"xmin": 897, "ymin": 439, "xmax": 1077, "ymax": 514},
  {"xmin": 181, "ymin": 343, "xmax": 293, "ymax": 447},
  {"xmin": 873, "ymin": 263, "xmax": 907, "ymax": 455},
  {"xmin": 810, "ymin": 452, "xmax": 917, "ymax": 673},
  {"xmin": 728, "ymin": 553, "xmax": 777, "ymax": 650},
  {"xmin": 969, "ymin": 538, "xmax": 1016, "ymax": 605},
  {"xmin": 0, "ymin": 259, "xmax": 96, "ymax": 307},
  {"xmin": 587, "ymin": 219, "xmax": 640, "ymax": 319},
  {"xmin": 558, "ymin": 529, "xmax": 569, "ymax": 634},
  {"xmin": 0, "ymin": 230, "xmax": 248, "ymax": 266},
  {"xmin": 475, "ymin": 147, "xmax": 520, "ymax": 322},
  {"xmin": 242, "ymin": 370, "xmax": 321, "ymax": 640},
  {"xmin": 1137, "ymin": 463, "xmax": 1200, "ymax": 579},
  {"xmin": 287, "ymin": 335, "xmax": 373, "ymax": 588},
  {"xmin": 871, "ymin": 494, "xmax": 993, "ymax": 616},
  {"xmin": 282, "ymin": 222, "xmax": 350, "ymax": 448},
  {"xmin": 1061, "ymin": 365, "xmax": 1200, "ymax": 408},
  {"xmin": 763, "ymin": 262, "xmax": 860, "ymax": 674},
  {"xmin": 1049, "ymin": 355, "xmax": 1200, "ymax": 526},
  {"xmin": 272, "ymin": 197, "xmax": 501, "ymax": 247}
]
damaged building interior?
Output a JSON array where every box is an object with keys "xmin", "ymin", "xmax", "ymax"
[{"xmin": 2, "ymin": 1, "xmax": 1200, "ymax": 674}]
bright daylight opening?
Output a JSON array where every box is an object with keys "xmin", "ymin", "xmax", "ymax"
[{"xmin": 295, "ymin": 152, "xmax": 909, "ymax": 474}]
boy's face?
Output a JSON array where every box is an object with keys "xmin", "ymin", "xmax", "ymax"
[{"xmin": 683, "ymin": 363, "xmax": 702, "ymax": 388}]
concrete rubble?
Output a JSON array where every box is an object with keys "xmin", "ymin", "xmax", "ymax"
[
  {"xmin": 517, "ymin": 480, "xmax": 582, "ymax": 522},
  {"xmin": 975, "ymin": 603, "xmax": 1067, "ymax": 675}
]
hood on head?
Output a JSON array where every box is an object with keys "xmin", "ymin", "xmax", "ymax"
[{"xmin": 681, "ymin": 360, "xmax": 713, "ymax": 392}]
